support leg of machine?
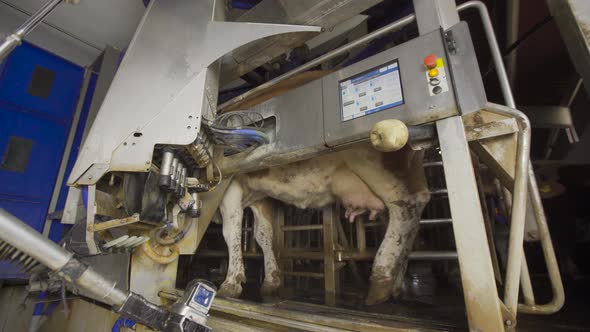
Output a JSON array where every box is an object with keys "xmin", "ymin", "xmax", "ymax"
[{"xmin": 437, "ymin": 116, "xmax": 505, "ymax": 331}]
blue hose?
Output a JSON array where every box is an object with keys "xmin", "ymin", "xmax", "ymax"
[{"xmin": 112, "ymin": 318, "xmax": 135, "ymax": 332}]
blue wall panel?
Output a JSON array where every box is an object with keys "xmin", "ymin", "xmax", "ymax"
[
  {"xmin": 0, "ymin": 43, "xmax": 83, "ymax": 122},
  {"xmin": 0, "ymin": 42, "xmax": 83, "ymax": 254}
]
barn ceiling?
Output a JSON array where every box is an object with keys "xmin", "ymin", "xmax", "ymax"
[{"xmin": 0, "ymin": 0, "xmax": 145, "ymax": 65}]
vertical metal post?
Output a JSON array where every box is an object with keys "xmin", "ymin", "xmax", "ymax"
[
  {"xmin": 505, "ymin": 0, "xmax": 520, "ymax": 86},
  {"xmin": 437, "ymin": 117, "xmax": 505, "ymax": 331},
  {"xmin": 273, "ymin": 203, "xmax": 290, "ymax": 295},
  {"xmin": 42, "ymin": 68, "xmax": 92, "ymax": 237},
  {"xmin": 322, "ymin": 206, "xmax": 338, "ymax": 306},
  {"xmin": 520, "ymin": 255, "xmax": 535, "ymax": 305},
  {"xmin": 85, "ymin": 185, "xmax": 99, "ymax": 255},
  {"xmin": 356, "ymin": 218, "xmax": 366, "ymax": 253},
  {"xmin": 414, "ymin": 1, "xmax": 505, "ymax": 330}
]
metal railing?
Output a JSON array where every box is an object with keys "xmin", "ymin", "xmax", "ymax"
[{"xmin": 462, "ymin": 1, "xmax": 565, "ymax": 317}]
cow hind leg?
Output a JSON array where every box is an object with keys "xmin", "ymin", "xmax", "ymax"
[
  {"xmin": 366, "ymin": 201, "xmax": 421, "ymax": 305},
  {"xmin": 218, "ymin": 181, "xmax": 246, "ymax": 298},
  {"xmin": 251, "ymin": 199, "xmax": 281, "ymax": 297}
]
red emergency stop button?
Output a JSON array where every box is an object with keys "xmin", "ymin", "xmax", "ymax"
[{"xmin": 424, "ymin": 54, "xmax": 438, "ymax": 69}]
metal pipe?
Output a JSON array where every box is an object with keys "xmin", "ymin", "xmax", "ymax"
[
  {"xmin": 0, "ymin": 208, "xmax": 128, "ymax": 307},
  {"xmin": 505, "ymin": 0, "xmax": 520, "ymax": 86},
  {"xmin": 281, "ymin": 224, "xmax": 323, "ymax": 231},
  {"xmin": 520, "ymin": 254, "xmax": 535, "ymax": 306},
  {"xmin": 484, "ymin": 103, "xmax": 531, "ymax": 317},
  {"xmin": 467, "ymin": 0, "xmax": 564, "ymax": 315},
  {"xmin": 339, "ymin": 250, "xmax": 458, "ymax": 261},
  {"xmin": 461, "ymin": 1, "xmax": 516, "ymax": 108},
  {"xmin": 420, "ymin": 218, "xmax": 453, "ymax": 225},
  {"xmin": 430, "ymin": 189, "xmax": 448, "ymax": 195},
  {"xmin": 15, "ymin": 0, "xmax": 63, "ymax": 37},
  {"xmin": 0, "ymin": 0, "xmax": 63, "ymax": 61},
  {"xmin": 218, "ymin": 12, "xmax": 419, "ymax": 112},
  {"xmin": 0, "ymin": 208, "xmax": 71, "ymax": 270},
  {"xmin": 283, "ymin": 271, "xmax": 325, "ymax": 279},
  {"xmin": 518, "ymin": 167, "xmax": 564, "ymax": 314}
]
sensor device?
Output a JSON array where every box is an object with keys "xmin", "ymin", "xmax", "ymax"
[{"xmin": 169, "ymin": 279, "xmax": 217, "ymax": 330}]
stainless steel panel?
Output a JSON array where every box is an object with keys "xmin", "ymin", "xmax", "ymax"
[
  {"xmin": 413, "ymin": 0, "xmax": 460, "ymax": 34},
  {"xmin": 68, "ymin": 0, "xmax": 320, "ymax": 185},
  {"xmin": 445, "ymin": 22, "xmax": 487, "ymax": 114},
  {"xmin": 218, "ymin": 79, "xmax": 326, "ymax": 174},
  {"xmin": 437, "ymin": 116, "xmax": 505, "ymax": 332},
  {"xmin": 323, "ymin": 28, "xmax": 458, "ymax": 147}
]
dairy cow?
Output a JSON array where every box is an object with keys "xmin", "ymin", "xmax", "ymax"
[{"xmin": 217, "ymin": 144, "xmax": 430, "ymax": 305}]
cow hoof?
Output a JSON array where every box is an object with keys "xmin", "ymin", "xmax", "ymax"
[
  {"xmin": 260, "ymin": 281, "xmax": 280, "ymax": 298},
  {"xmin": 218, "ymin": 281, "xmax": 243, "ymax": 298},
  {"xmin": 365, "ymin": 276, "xmax": 394, "ymax": 305}
]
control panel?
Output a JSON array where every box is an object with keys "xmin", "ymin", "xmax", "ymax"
[
  {"xmin": 218, "ymin": 22, "xmax": 487, "ymax": 174},
  {"xmin": 323, "ymin": 26, "xmax": 459, "ymax": 147}
]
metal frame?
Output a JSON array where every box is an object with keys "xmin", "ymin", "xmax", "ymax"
[{"xmin": 463, "ymin": 1, "xmax": 565, "ymax": 316}]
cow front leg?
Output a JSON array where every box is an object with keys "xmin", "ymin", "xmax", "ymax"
[
  {"xmin": 251, "ymin": 199, "xmax": 281, "ymax": 297},
  {"xmin": 366, "ymin": 201, "xmax": 420, "ymax": 305},
  {"xmin": 219, "ymin": 181, "xmax": 246, "ymax": 298}
]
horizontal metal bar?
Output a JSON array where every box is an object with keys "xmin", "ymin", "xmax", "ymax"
[
  {"xmin": 339, "ymin": 250, "xmax": 458, "ymax": 262},
  {"xmin": 420, "ymin": 218, "xmax": 453, "ymax": 225},
  {"xmin": 409, "ymin": 251, "xmax": 458, "ymax": 261},
  {"xmin": 197, "ymin": 248, "xmax": 458, "ymax": 262},
  {"xmin": 430, "ymin": 189, "xmax": 448, "ymax": 195},
  {"xmin": 364, "ymin": 218, "xmax": 452, "ymax": 228},
  {"xmin": 423, "ymin": 161, "xmax": 443, "ymax": 167},
  {"xmin": 197, "ymin": 250, "xmax": 263, "ymax": 259},
  {"xmin": 282, "ymin": 224, "xmax": 324, "ymax": 231},
  {"xmin": 283, "ymin": 271, "xmax": 325, "ymax": 279}
]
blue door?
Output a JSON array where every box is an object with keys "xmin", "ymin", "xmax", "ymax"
[{"xmin": 0, "ymin": 42, "xmax": 83, "ymax": 277}]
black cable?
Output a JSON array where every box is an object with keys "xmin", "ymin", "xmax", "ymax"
[
  {"xmin": 503, "ymin": 15, "xmax": 554, "ymax": 56},
  {"xmin": 483, "ymin": 15, "xmax": 554, "ymax": 78}
]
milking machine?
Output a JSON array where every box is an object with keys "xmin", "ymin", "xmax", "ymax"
[{"xmin": 0, "ymin": 0, "xmax": 565, "ymax": 330}]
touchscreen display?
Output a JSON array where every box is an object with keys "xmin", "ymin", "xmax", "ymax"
[{"xmin": 339, "ymin": 60, "xmax": 404, "ymax": 121}]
